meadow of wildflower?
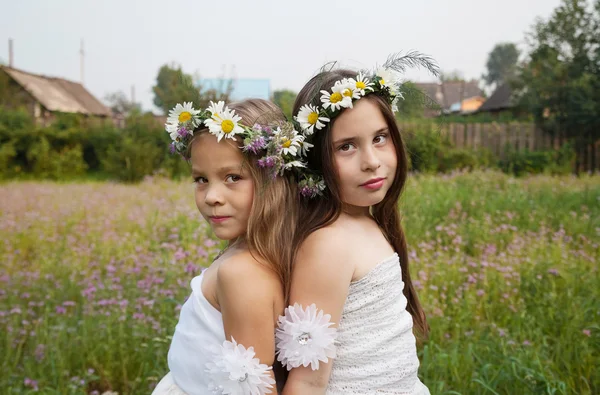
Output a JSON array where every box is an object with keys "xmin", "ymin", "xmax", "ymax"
[{"xmin": 1, "ymin": 171, "xmax": 598, "ymax": 395}]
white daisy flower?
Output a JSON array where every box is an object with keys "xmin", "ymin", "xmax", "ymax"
[
  {"xmin": 320, "ymin": 82, "xmax": 353, "ymax": 112},
  {"xmin": 375, "ymin": 67, "xmax": 399, "ymax": 94},
  {"xmin": 283, "ymin": 160, "xmax": 306, "ymax": 170},
  {"xmin": 204, "ymin": 101, "xmax": 245, "ymax": 142},
  {"xmin": 295, "ymin": 104, "xmax": 330, "ymax": 135},
  {"xmin": 166, "ymin": 102, "xmax": 201, "ymax": 128},
  {"xmin": 165, "ymin": 123, "xmax": 180, "ymax": 141},
  {"xmin": 275, "ymin": 128, "xmax": 304, "ymax": 157},
  {"xmin": 300, "ymin": 139, "xmax": 314, "ymax": 156},
  {"xmin": 205, "ymin": 337, "xmax": 276, "ymax": 394},
  {"xmin": 275, "ymin": 303, "xmax": 337, "ymax": 371},
  {"xmin": 337, "ymin": 79, "xmax": 362, "ymax": 100},
  {"xmin": 347, "ymin": 72, "xmax": 374, "ymax": 96}
]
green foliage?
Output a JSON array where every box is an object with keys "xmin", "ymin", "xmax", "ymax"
[
  {"xmin": 152, "ymin": 64, "xmax": 203, "ymax": 114},
  {"xmin": 516, "ymin": 0, "xmax": 600, "ymax": 156},
  {"xmin": 499, "ymin": 144, "xmax": 576, "ymax": 176},
  {"xmin": 101, "ymin": 137, "xmax": 163, "ymax": 183},
  {"xmin": 152, "ymin": 64, "xmax": 232, "ymax": 115},
  {"xmin": 483, "ymin": 43, "xmax": 520, "ymax": 88},
  {"xmin": 271, "ymin": 89, "xmax": 296, "ymax": 120},
  {"xmin": 437, "ymin": 148, "xmax": 480, "ymax": 172},
  {"xmin": 25, "ymin": 136, "xmax": 88, "ymax": 179},
  {"xmin": 100, "ymin": 113, "xmax": 168, "ymax": 182},
  {"xmin": 0, "ymin": 140, "xmax": 16, "ymax": 179},
  {"xmin": 404, "ymin": 123, "xmax": 443, "ymax": 172},
  {"xmin": 0, "ymin": 107, "xmax": 188, "ymax": 182}
]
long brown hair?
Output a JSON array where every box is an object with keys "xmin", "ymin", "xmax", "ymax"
[
  {"xmin": 188, "ymin": 99, "xmax": 298, "ymax": 301},
  {"xmin": 292, "ymin": 70, "xmax": 428, "ymax": 338}
]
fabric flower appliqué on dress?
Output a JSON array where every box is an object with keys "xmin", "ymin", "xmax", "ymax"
[
  {"xmin": 275, "ymin": 303, "xmax": 337, "ymax": 371},
  {"xmin": 205, "ymin": 337, "xmax": 276, "ymax": 395}
]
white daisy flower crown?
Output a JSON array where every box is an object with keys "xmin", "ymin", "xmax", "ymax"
[{"xmin": 165, "ymin": 100, "xmax": 325, "ymax": 198}]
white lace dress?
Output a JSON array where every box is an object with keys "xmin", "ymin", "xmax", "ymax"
[{"xmin": 326, "ymin": 253, "xmax": 429, "ymax": 395}]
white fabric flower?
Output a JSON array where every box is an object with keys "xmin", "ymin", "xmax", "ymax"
[
  {"xmin": 320, "ymin": 82, "xmax": 353, "ymax": 112},
  {"xmin": 166, "ymin": 102, "xmax": 201, "ymax": 128},
  {"xmin": 295, "ymin": 104, "xmax": 329, "ymax": 135},
  {"xmin": 205, "ymin": 337, "xmax": 276, "ymax": 395},
  {"xmin": 275, "ymin": 303, "xmax": 337, "ymax": 371},
  {"xmin": 204, "ymin": 101, "xmax": 245, "ymax": 142}
]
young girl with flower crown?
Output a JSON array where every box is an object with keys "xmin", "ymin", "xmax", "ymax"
[
  {"xmin": 153, "ymin": 98, "xmax": 311, "ymax": 395},
  {"xmin": 274, "ymin": 54, "xmax": 439, "ymax": 395}
]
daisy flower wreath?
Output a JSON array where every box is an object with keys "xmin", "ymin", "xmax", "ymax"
[{"xmin": 165, "ymin": 100, "xmax": 320, "ymax": 195}]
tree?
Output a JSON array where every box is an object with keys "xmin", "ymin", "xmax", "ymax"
[
  {"xmin": 271, "ymin": 90, "xmax": 296, "ymax": 120},
  {"xmin": 516, "ymin": 0, "xmax": 600, "ymax": 171},
  {"xmin": 152, "ymin": 64, "xmax": 233, "ymax": 114},
  {"xmin": 104, "ymin": 91, "xmax": 140, "ymax": 115},
  {"xmin": 483, "ymin": 43, "xmax": 520, "ymax": 89}
]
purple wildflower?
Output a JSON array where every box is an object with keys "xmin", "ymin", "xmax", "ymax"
[
  {"xmin": 35, "ymin": 344, "xmax": 46, "ymax": 362},
  {"xmin": 258, "ymin": 156, "xmax": 277, "ymax": 168},
  {"xmin": 177, "ymin": 127, "xmax": 189, "ymax": 138},
  {"xmin": 24, "ymin": 378, "xmax": 39, "ymax": 391},
  {"xmin": 244, "ymin": 136, "xmax": 267, "ymax": 154}
]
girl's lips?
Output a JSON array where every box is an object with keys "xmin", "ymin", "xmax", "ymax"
[
  {"xmin": 360, "ymin": 178, "xmax": 386, "ymax": 190},
  {"xmin": 209, "ymin": 216, "xmax": 231, "ymax": 223}
]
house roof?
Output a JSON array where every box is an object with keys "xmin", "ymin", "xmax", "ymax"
[
  {"xmin": 415, "ymin": 80, "xmax": 483, "ymax": 110},
  {"xmin": 478, "ymin": 83, "xmax": 513, "ymax": 112},
  {"xmin": 1, "ymin": 66, "xmax": 111, "ymax": 116}
]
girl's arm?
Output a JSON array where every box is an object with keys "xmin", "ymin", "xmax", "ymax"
[
  {"xmin": 213, "ymin": 252, "xmax": 282, "ymax": 392},
  {"xmin": 281, "ymin": 227, "xmax": 354, "ymax": 395}
]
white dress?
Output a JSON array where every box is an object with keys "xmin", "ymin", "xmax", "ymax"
[
  {"xmin": 153, "ymin": 271, "xmax": 225, "ymax": 395},
  {"xmin": 154, "ymin": 270, "xmax": 277, "ymax": 395},
  {"xmin": 326, "ymin": 253, "xmax": 429, "ymax": 395}
]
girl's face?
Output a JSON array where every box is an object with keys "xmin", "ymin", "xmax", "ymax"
[
  {"xmin": 330, "ymin": 98, "xmax": 397, "ymax": 210},
  {"xmin": 190, "ymin": 133, "xmax": 254, "ymax": 241}
]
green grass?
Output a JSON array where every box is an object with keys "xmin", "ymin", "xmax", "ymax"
[{"xmin": 0, "ymin": 171, "xmax": 598, "ymax": 394}]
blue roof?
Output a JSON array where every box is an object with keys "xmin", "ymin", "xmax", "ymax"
[{"xmin": 198, "ymin": 78, "xmax": 271, "ymax": 101}]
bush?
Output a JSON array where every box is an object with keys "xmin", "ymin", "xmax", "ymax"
[
  {"xmin": 499, "ymin": 149, "xmax": 554, "ymax": 176},
  {"xmin": 404, "ymin": 123, "xmax": 444, "ymax": 172},
  {"xmin": 437, "ymin": 148, "xmax": 480, "ymax": 172},
  {"xmin": 25, "ymin": 136, "xmax": 88, "ymax": 179},
  {"xmin": 0, "ymin": 140, "xmax": 17, "ymax": 179},
  {"xmin": 101, "ymin": 137, "xmax": 163, "ymax": 183}
]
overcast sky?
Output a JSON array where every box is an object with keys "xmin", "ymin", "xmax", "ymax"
[{"xmin": 0, "ymin": 0, "xmax": 561, "ymax": 113}]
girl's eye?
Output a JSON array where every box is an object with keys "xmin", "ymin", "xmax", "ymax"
[
  {"xmin": 225, "ymin": 174, "xmax": 242, "ymax": 183},
  {"xmin": 193, "ymin": 176, "xmax": 207, "ymax": 184},
  {"xmin": 339, "ymin": 143, "xmax": 355, "ymax": 152},
  {"xmin": 374, "ymin": 134, "xmax": 388, "ymax": 144}
]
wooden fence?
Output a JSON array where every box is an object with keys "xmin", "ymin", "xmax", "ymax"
[{"xmin": 398, "ymin": 122, "xmax": 600, "ymax": 172}]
